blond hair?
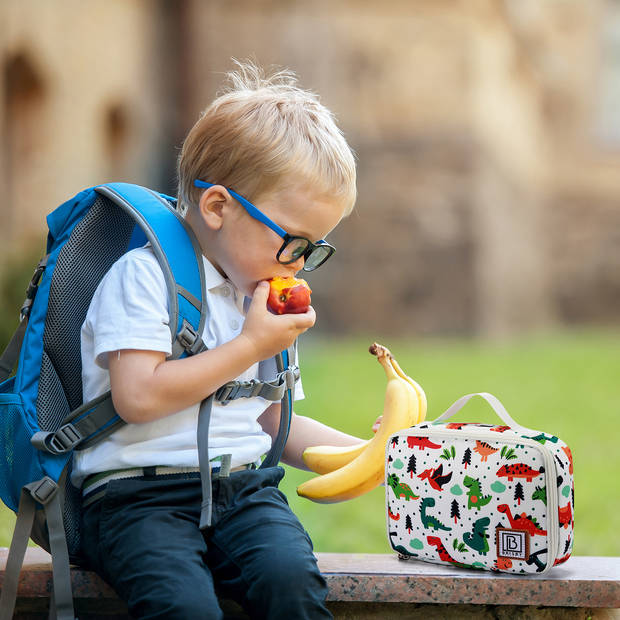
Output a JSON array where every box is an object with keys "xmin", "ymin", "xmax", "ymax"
[{"xmin": 177, "ymin": 60, "xmax": 356, "ymax": 215}]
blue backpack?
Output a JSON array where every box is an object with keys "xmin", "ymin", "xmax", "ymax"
[{"xmin": 0, "ymin": 183, "xmax": 297, "ymax": 620}]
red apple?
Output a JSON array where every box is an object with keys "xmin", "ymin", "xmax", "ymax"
[{"xmin": 267, "ymin": 276, "xmax": 312, "ymax": 315}]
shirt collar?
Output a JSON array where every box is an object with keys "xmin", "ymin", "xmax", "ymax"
[
  {"xmin": 202, "ymin": 255, "xmax": 227, "ymax": 291},
  {"xmin": 201, "ymin": 255, "xmax": 246, "ymax": 314}
]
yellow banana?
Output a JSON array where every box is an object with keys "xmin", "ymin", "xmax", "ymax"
[
  {"xmin": 389, "ymin": 355, "xmax": 427, "ymax": 424},
  {"xmin": 302, "ymin": 440, "xmax": 370, "ymax": 475},
  {"xmin": 297, "ymin": 343, "xmax": 419, "ymax": 503},
  {"xmin": 301, "ymin": 344, "xmax": 426, "ymax": 475}
]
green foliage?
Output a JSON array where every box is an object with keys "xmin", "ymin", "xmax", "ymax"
[
  {"xmin": 0, "ymin": 246, "xmax": 46, "ymax": 347},
  {"xmin": 500, "ymin": 446, "xmax": 517, "ymax": 460},
  {"xmin": 452, "ymin": 538, "xmax": 467, "ymax": 553},
  {"xmin": 440, "ymin": 445, "xmax": 456, "ymax": 460}
]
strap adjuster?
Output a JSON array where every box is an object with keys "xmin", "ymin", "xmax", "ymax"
[
  {"xmin": 20, "ymin": 256, "xmax": 48, "ymax": 321},
  {"xmin": 177, "ymin": 320, "xmax": 206, "ymax": 356},
  {"xmin": 278, "ymin": 366, "xmax": 299, "ymax": 390},
  {"xmin": 49, "ymin": 423, "xmax": 82, "ymax": 453},
  {"xmin": 29, "ymin": 477, "xmax": 57, "ymax": 505}
]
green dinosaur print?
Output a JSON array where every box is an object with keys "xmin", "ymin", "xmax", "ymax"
[
  {"xmin": 420, "ymin": 497, "xmax": 452, "ymax": 532},
  {"xmin": 387, "ymin": 473, "xmax": 420, "ymax": 501},
  {"xmin": 523, "ymin": 432, "xmax": 558, "ymax": 445},
  {"xmin": 389, "ymin": 532, "xmax": 418, "ymax": 558},
  {"xmin": 463, "ymin": 475, "xmax": 492, "ymax": 510},
  {"xmin": 463, "ymin": 516, "xmax": 490, "ymax": 555},
  {"xmin": 532, "ymin": 485, "xmax": 547, "ymax": 506}
]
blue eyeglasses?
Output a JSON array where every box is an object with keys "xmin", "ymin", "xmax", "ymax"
[{"xmin": 193, "ymin": 180, "xmax": 336, "ymax": 271}]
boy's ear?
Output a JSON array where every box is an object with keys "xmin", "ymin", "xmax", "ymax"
[{"xmin": 197, "ymin": 186, "xmax": 229, "ymax": 230}]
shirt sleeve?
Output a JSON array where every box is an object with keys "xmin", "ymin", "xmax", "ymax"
[{"xmin": 83, "ymin": 249, "xmax": 172, "ymax": 369}]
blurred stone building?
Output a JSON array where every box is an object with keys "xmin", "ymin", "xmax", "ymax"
[{"xmin": 2, "ymin": 0, "xmax": 619, "ymax": 337}]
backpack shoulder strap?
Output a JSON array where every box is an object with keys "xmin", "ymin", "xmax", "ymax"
[
  {"xmin": 259, "ymin": 343, "xmax": 297, "ymax": 469},
  {"xmin": 96, "ymin": 183, "xmax": 208, "ymax": 358}
]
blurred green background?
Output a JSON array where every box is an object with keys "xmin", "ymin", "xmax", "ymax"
[
  {"xmin": 279, "ymin": 332, "xmax": 620, "ymax": 557},
  {"xmin": 0, "ymin": 323, "xmax": 619, "ymax": 556},
  {"xmin": 8, "ymin": 327, "xmax": 615, "ymax": 554}
]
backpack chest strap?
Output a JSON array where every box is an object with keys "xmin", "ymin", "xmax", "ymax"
[{"xmin": 215, "ymin": 366, "xmax": 299, "ymax": 404}]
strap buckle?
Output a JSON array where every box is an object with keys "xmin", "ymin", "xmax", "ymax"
[
  {"xmin": 214, "ymin": 383, "xmax": 234, "ymax": 402},
  {"xmin": 215, "ymin": 366, "xmax": 299, "ymax": 404},
  {"xmin": 28, "ymin": 477, "xmax": 58, "ymax": 505},
  {"xmin": 215, "ymin": 379, "xmax": 265, "ymax": 404}
]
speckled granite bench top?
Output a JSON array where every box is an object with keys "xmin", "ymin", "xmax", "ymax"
[
  {"xmin": 317, "ymin": 552, "xmax": 620, "ymax": 608},
  {"xmin": 1, "ymin": 548, "xmax": 619, "ymax": 609}
]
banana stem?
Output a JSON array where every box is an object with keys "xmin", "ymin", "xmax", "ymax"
[
  {"xmin": 369, "ymin": 342, "xmax": 394, "ymax": 376},
  {"xmin": 371, "ymin": 342, "xmax": 400, "ymax": 375}
]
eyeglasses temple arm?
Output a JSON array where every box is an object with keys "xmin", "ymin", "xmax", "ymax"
[{"xmin": 194, "ymin": 180, "xmax": 287, "ymax": 239}]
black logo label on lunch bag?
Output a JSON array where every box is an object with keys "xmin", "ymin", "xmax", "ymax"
[{"xmin": 496, "ymin": 528, "xmax": 529, "ymax": 560}]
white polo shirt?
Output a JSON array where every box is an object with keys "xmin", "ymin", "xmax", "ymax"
[{"xmin": 71, "ymin": 245, "xmax": 303, "ymax": 487}]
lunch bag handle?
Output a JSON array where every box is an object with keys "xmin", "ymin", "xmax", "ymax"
[{"xmin": 433, "ymin": 392, "xmax": 528, "ymax": 431}]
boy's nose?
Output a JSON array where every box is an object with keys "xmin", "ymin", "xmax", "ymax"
[{"xmin": 287, "ymin": 255, "xmax": 306, "ymax": 274}]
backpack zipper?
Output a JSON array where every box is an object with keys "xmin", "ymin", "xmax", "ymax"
[{"xmin": 401, "ymin": 428, "xmax": 559, "ymax": 572}]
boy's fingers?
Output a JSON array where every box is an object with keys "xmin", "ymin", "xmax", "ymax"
[
  {"xmin": 295, "ymin": 306, "xmax": 316, "ymax": 328},
  {"xmin": 255, "ymin": 280, "xmax": 270, "ymax": 297},
  {"xmin": 249, "ymin": 281, "xmax": 270, "ymax": 309}
]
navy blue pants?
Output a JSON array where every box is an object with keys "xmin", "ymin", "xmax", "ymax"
[{"xmin": 80, "ymin": 466, "xmax": 331, "ymax": 619}]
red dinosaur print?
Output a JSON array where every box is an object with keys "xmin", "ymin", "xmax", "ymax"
[
  {"xmin": 427, "ymin": 537, "xmax": 483, "ymax": 570},
  {"xmin": 562, "ymin": 446, "xmax": 573, "ymax": 474},
  {"xmin": 497, "ymin": 504, "xmax": 547, "ymax": 536},
  {"xmin": 446, "ymin": 423, "xmax": 468, "ymax": 430},
  {"xmin": 473, "ymin": 440, "xmax": 499, "ymax": 462},
  {"xmin": 417, "ymin": 464, "xmax": 453, "ymax": 491},
  {"xmin": 388, "ymin": 507, "xmax": 401, "ymax": 521},
  {"xmin": 407, "ymin": 436, "xmax": 442, "ymax": 450},
  {"xmin": 491, "ymin": 425, "xmax": 511, "ymax": 433},
  {"xmin": 554, "ymin": 552, "xmax": 571, "ymax": 566},
  {"xmin": 427, "ymin": 536, "xmax": 458, "ymax": 563},
  {"xmin": 496, "ymin": 463, "xmax": 544, "ymax": 482},
  {"xmin": 495, "ymin": 557, "xmax": 513, "ymax": 570},
  {"xmin": 558, "ymin": 503, "xmax": 573, "ymax": 529}
]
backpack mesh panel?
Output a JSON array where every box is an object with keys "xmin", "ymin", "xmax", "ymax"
[
  {"xmin": 63, "ymin": 461, "xmax": 84, "ymax": 561},
  {"xmin": 0, "ymin": 378, "xmax": 19, "ymax": 511},
  {"xmin": 36, "ymin": 351, "xmax": 70, "ymax": 431},
  {"xmin": 37, "ymin": 195, "xmax": 137, "ymax": 561},
  {"xmin": 43, "ymin": 196, "xmax": 136, "ymax": 414}
]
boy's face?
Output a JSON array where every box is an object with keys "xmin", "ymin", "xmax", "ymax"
[{"xmin": 210, "ymin": 182, "xmax": 347, "ymax": 297}]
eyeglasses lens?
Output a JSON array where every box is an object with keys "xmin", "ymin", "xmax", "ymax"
[
  {"xmin": 304, "ymin": 245, "xmax": 331, "ymax": 271},
  {"xmin": 279, "ymin": 238, "xmax": 310, "ymax": 264}
]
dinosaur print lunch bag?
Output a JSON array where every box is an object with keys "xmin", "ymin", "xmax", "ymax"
[{"xmin": 385, "ymin": 392, "xmax": 574, "ymax": 574}]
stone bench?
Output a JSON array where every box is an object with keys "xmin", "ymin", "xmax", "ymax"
[{"xmin": 1, "ymin": 547, "xmax": 619, "ymax": 618}]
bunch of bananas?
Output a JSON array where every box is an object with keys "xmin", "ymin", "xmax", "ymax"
[{"xmin": 296, "ymin": 343, "xmax": 426, "ymax": 503}]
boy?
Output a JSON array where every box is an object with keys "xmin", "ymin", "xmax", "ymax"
[{"xmin": 74, "ymin": 61, "xmax": 366, "ymax": 619}]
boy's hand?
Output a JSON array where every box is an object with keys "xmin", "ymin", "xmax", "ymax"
[
  {"xmin": 372, "ymin": 416, "xmax": 382, "ymax": 433},
  {"xmin": 241, "ymin": 281, "xmax": 315, "ymax": 360}
]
